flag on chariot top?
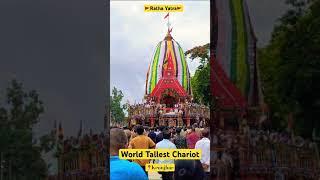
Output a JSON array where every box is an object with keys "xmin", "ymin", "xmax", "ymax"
[{"xmin": 164, "ymin": 13, "xmax": 169, "ymax": 19}]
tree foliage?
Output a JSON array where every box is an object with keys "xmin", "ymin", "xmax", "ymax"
[
  {"xmin": 110, "ymin": 87, "xmax": 127, "ymax": 122},
  {"xmin": 0, "ymin": 80, "xmax": 49, "ymax": 179},
  {"xmin": 258, "ymin": 0, "xmax": 320, "ymax": 137},
  {"xmin": 185, "ymin": 43, "xmax": 211, "ymax": 105}
]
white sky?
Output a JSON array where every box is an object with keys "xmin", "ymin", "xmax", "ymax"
[{"xmin": 110, "ymin": 1, "xmax": 210, "ymax": 103}]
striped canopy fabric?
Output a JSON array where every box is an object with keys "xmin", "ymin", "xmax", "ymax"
[
  {"xmin": 145, "ymin": 33, "xmax": 191, "ymax": 96},
  {"xmin": 214, "ymin": 0, "xmax": 263, "ymax": 106}
]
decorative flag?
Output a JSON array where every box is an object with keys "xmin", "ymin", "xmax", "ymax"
[
  {"xmin": 164, "ymin": 13, "xmax": 169, "ymax": 19},
  {"xmin": 212, "ymin": 0, "xmax": 263, "ymax": 107}
]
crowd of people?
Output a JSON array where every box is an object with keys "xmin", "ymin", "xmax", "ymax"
[
  {"xmin": 248, "ymin": 129, "xmax": 318, "ymax": 148},
  {"xmin": 110, "ymin": 124, "xmax": 210, "ymax": 180}
]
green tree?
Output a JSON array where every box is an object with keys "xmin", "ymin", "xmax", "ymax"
[
  {"xmin": 0, "ymin": 80, "xmax": 49, "ymax": 179},
  {"xmin": 258, "ymin": 0, "xmax": 320, "ymax": 137},
  {"xmin": 185, "ymin": 43, "xmax": 211, "ymax": 105},
  {"xmin": 110, "ymin": 87, "xmax": 127, "ymax": 123}
]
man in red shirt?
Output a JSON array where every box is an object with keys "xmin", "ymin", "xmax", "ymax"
[{"xmin": 186, "ymin": 126, "xmax": 199, "ymax": 149}]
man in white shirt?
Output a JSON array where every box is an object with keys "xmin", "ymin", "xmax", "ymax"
[
  {"xmin": 195, "ymin": 128, "xmax": 210, "ymax": 179},
  {"xmin": 155, "ymin": 128, "xmax": 176, "ymax": 180}
]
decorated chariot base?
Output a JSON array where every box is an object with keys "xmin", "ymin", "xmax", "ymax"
[{"xmin": 128, "ymin": 100, "xmax": 210, "ymax": 128}]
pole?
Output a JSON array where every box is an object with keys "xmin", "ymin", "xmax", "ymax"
[
  {"xmin": 168, "ymin": 13, "xmax": 170, "ymax": 31},
  {"xmin": 166, "ymin": 13, "xmax": 170, "ymax": 32}
]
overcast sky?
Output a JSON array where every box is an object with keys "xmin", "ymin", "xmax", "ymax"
[
  {"xmin": 0, "ymin": 0, "xmax": 288, "ymax": 138},
  {"xmin": 0, "ymin": 0, "xmax": 107, "ymax": 137},
  {"xmin": 111, "ymin": 1, "xmax": 210, "ymax": 104},
  {"xmin": 246, "ymin": 0, "xmax": 288, "ymax": 46}
]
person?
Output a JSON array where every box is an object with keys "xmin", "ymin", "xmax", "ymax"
[
  {"xmin": 129, "ymin": 126, "xmax": 137, "ymax": 141},
  {"xmin": 186, "ymin": 126, "xmax": 192, "ymax": 135},
  {"xmin": 180, "ymin": 126, "xmax": 187, "ymax": 138},
  {"xmin": 155, "ymin": 126, "xmax": 161, "ymax": 136},
  {"xmin": 199, "ymin": 118, "xmax": 204, "ymax": 128},
  {"xmin": 195, "ymin": 128, "xmax": 210, "ymax": 179},
  {"xmin": 174, "ymin": 160, "xmax": 205, "ymax": 180},
  {"xmin": 109, "ymin": 128, "xmax": 148, "ymax": 180},
  {"xmin": 155, "ymin": 126, "xmax": 165, "ymax": 143},
  {"xmin": 195, "ymin": 125, "xmax": 203, "ymax": 137},
  {"xmin": 173, "ymin": 127, "xmax": 188, "ymax": 149},
  {"xmin": 144, "ymin": 126, "xmax": 150, "ymax": 136},
  {"xmin": 171, "ymin": 127, "xmax": 176, "ymax": 139},
  {"xmin": 128, "ymin": 125, "xmax": 156, "ymax": 173},
  {"xmin": 123, "ymin": 128, "xmax": 131, "ymax": 143},
  {"xmin": 148, "ymin": 127, "xmax": 157, "ymax": 143},
  {"xmin": 155, "ymin": 128, "xmax": 177, "ymax": 180},
  {"xmin": 186, "ymin": 126, "xmax": 199, "ymax": 149}
]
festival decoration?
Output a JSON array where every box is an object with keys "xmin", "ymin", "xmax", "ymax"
[
  {"xmin": 145, "ymin": 32, "xmax": 191, "ymax": 96},
  {"xmin": 213, "ymin": 0, "xmax": 263, "ymax": 107}
]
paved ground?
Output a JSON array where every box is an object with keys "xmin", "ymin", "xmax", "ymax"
[{"xmin": 148, "ymin": 172, "xmax": 162, "ymax": 180}]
